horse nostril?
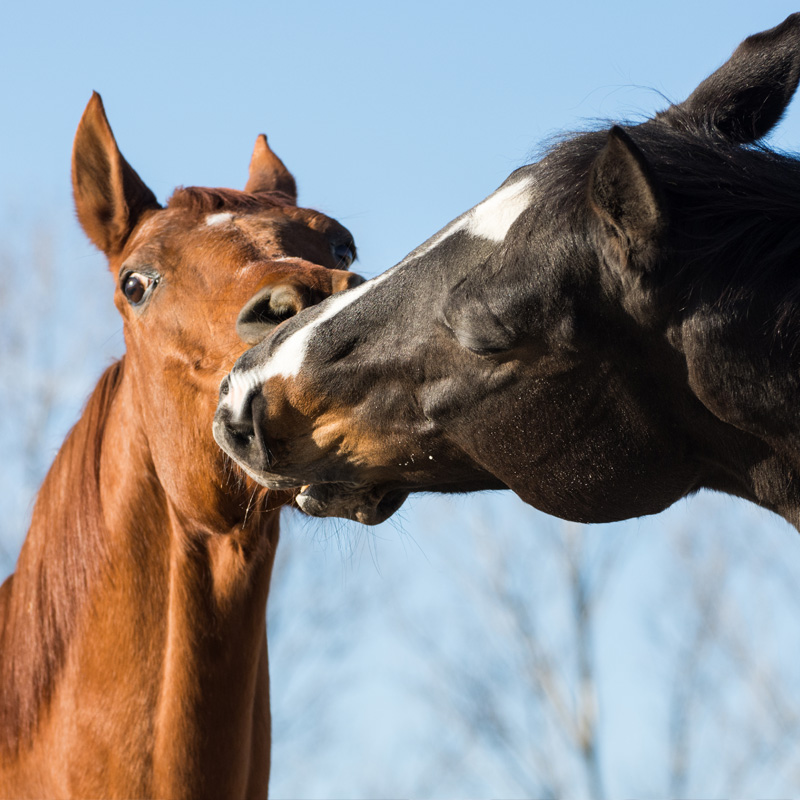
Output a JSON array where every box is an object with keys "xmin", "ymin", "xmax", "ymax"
[
  {"xmin": 224, "ymin": 389, "xmax": 258, "ymax": 447},
  {"xmin": 219, "ymin": 375, "xmax": 231, "ymax": 399}
]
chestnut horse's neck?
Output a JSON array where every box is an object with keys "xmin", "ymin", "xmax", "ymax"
[
  {"xmin": 0, "ymin": 360, "xmax": 122, "ymax": 755},
  {"xmin": 0, "ymin": 359, "xmax": 277, "ymax": 799}
]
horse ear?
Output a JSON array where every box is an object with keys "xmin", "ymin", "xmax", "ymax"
[
  {"xmin": 330, "ymin": 270, "xmax": 365, "ymax": 292},
  {"xmin": 589, "ymin": 126, "xmax": 665, "ymax": 271},
  {"xmin": 659, "ymin": 14, "xmax": 800, "ymax": 142},
  {"xmin": 72, "ymin": 93, "xmax": 160, "ymax": 258},
  {"xmin": 244, "ymin": 134, "xmax": 298, "ymax": 202}
]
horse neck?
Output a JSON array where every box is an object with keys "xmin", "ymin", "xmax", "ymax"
[
  {"xmin": 0, "ymin": 360, "xmax": 124, "ymax": 755},
  {"xmin": 1, "ymin": 357, "xmax": 278, "ymax": 798}
]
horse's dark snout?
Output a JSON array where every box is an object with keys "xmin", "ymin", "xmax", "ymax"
[
  {"xmin": 223, "ymin": 390, "xmax": 256, "ymax": 444},
  {"xmin": 213, "ymin": 386, "xmax": 272, "ymax": 471}
]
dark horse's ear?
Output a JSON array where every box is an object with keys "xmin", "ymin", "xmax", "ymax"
[
  {"xmin": 72, "ymin": 93, "xmax": 160, "ymax": 258},
  {"xmin": 244, "ymin": 134, "xmax": 298, "ymax": 202},
  {"xmin": 588, "ymin": 126, "xmax": 666, "ymax": 272},
  {"xmin": 659, "ymin": 14, "xmax": 800, "ymax": 142}
]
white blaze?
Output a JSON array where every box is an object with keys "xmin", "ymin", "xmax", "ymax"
[
  {"xmin": 206, "ymin": 212, "xmax": 235, "ymax": 226},
  {"xmin": 400, "ymin": 174, "xmax": 533, "ymax": 265},
  {"xmin": 264, "ymin": 272, "xmax": 391, "ymax": 379},
  {"xmin": 466, "ymin": 176, "xmax": 533, "ymax": 241}
]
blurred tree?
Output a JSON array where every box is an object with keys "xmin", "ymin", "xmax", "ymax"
[
  {"xmin": 658, "ymin": 521, "xmax": 800, "ymax": 797},
  {"xmin": 0, "ymin": 222, "xmax": 112, "ymax": 569},
  {"xmin": 401, "ymin": 515, "xmax": 620, "ymax": 798},
  {"xmin": 401, "ymin": 504, "xmax": 800, "ymax": 799}
]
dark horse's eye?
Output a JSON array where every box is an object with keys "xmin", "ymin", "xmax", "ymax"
[
  {"xmin": 121, "ymin": 272, "xmax": 156, "ymax": 306},
  {"xmin": 332, "ymin": 241, "xmax": 356, "ymax": 268}
]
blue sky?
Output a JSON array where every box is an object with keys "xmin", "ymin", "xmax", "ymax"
[
  {"xmin": 4, "ymin": 1, "xmax": 800, "ymax": 276},
  {"xmin": 3, "ymin": 1, "xmax": 800, "ymax": 796}
]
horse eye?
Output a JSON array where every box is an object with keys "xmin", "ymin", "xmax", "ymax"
[
  {"xmin": 332, "ymin": 241, "xmax": 355, "ymax": 268},
  {"xmin": 121, "ymin": 272, "xmax": 156, "ymax": 306}
]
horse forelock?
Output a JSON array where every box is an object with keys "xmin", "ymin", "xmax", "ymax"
[
  {"xmin": 167, "ymin": 186, "xmax": 295, "ymax": 214},
  {"xmin": 0, "ymin": 359, "xmax": 124, "ymax": 754}
]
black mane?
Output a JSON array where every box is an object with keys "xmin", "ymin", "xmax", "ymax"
[{"xmin": 538, "ymin": 121, "xmax": 800, "ymax": 339}]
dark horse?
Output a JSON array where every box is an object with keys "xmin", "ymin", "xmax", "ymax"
[
  {"xmin": 0, "ymin": 94, "xmax": 360, "ymax": 798},
  {"xmin": 215, "ymin": 16, "xmax": 800, "ymax": 531}
]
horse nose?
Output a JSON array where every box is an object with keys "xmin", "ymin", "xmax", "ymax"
[
  {"xmin": 218, "ymin": 375, "xmax": 255, "ymax": 435},
  {"xmin": 213, "ymin": 383, "xmax": 272, "ymax": 471},
  {"xmin": 224, "ymin": 392, "xmax": 256, "ymax": 447}
]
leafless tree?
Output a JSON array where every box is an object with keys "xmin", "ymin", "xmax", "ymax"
[
  {"xmin": 394, "ymin": 506, "xmax": 623, "ymax": 798},
  {"xmin": 0, "ymin": 220, "xmax": 116, "ymax": 571},
  {"xmin": 401, "ymin": 499, "xmax": 800, "ymax": 798},
  {"xmin": 657, "ymin": 515, "xmax": 800, "ymax": 797}
]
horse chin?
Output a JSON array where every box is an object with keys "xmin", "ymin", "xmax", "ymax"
[
  {"xmin": 232, "ymin": 455, "xmax": 409, "ymax": 524},
  {"xmin": 294, "ymin": 483, "xmax": 409, "ymax": 525},
  {"xmin": 233, "ymin": 462, "xmax": 300, "ymax": 491}
]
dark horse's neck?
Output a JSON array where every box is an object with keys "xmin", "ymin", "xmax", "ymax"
[
  {"xmin": 536, "ymin": 126, "xmax": 800, "ymax": 530},
  {"xmin": 0, "ymin": 359, "xmax": 277, "ymax": 798}
]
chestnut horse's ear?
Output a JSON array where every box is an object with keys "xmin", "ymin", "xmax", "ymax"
[
  {"xmin": 589, "ymin": 126, "xmax": 666, "ymax": 271},
  {"xmin": 72, "ymin": 93, "xmax": 160, "ymax": 258},
  {"xmin": 331, "ymin": 271, "xmax": 365, "ymax": 292},
  {"xmin": 244, "ymin": 134, "xmax": 298, "ymax": 202},
  {"xmin": 659, "ymin": 14, "xmax": 800, "ymax": 142}
]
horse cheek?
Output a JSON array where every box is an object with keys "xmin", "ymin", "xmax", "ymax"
[{"xmin": 683, "ymin": 311, "xmax": 797, "ymax": 442}]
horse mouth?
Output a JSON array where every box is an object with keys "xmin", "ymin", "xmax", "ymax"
[
  {"xmin": 294, "ymin": 482, "xmax": 409, "ymax": 525},
  {"xmin": 213, "ymin": 415, "xmax": 407, "ymax": 523}
]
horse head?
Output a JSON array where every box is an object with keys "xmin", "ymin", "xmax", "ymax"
[
  {"xmin": 73, "ymin": 93, "xmax": 362, "ymax": 530},
  {"xmin": 214, "ymin": 15, "xmax": 800, "ymax": 529}
]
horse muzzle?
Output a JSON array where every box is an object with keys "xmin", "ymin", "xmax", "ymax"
[
  {"xmin": 212, "ymin": 388, "xmax": 285, "ymax": 479},
  {"xmin": 213, "ymin": 384, "xmax": 409, "ymax": 524}
]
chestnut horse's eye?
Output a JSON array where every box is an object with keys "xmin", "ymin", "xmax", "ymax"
[
  {"xmin": 121, "ymin": 272, "xmax": 156, "ymax": 306},
  {"xmin": 332, "ymin": 241, "xmax": 356, "ymax": 268}
]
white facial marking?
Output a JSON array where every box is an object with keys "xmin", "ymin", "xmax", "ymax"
[
  {"xmin": 226, "ymin": 372, "xmax": 253, "ymax": 415},
  {"xmin": 400, "ymin": 175, "xmax": 533, "ymax": 265},
  {"xmin": 206, "ymin": 212, "xmax": 235, "ymax": 226},
  {"xmin": 466, "ymin": 177, "xmax": 533, "ymax": 242}
]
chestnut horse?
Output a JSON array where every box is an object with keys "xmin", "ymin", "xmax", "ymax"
[
  {"xmin": 215, "ymin": 15, "xmax": 800, "ymax": 531},
  {"xmin": 0, "ymin": 94, "xmax": 361, "ymax": 799}
]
